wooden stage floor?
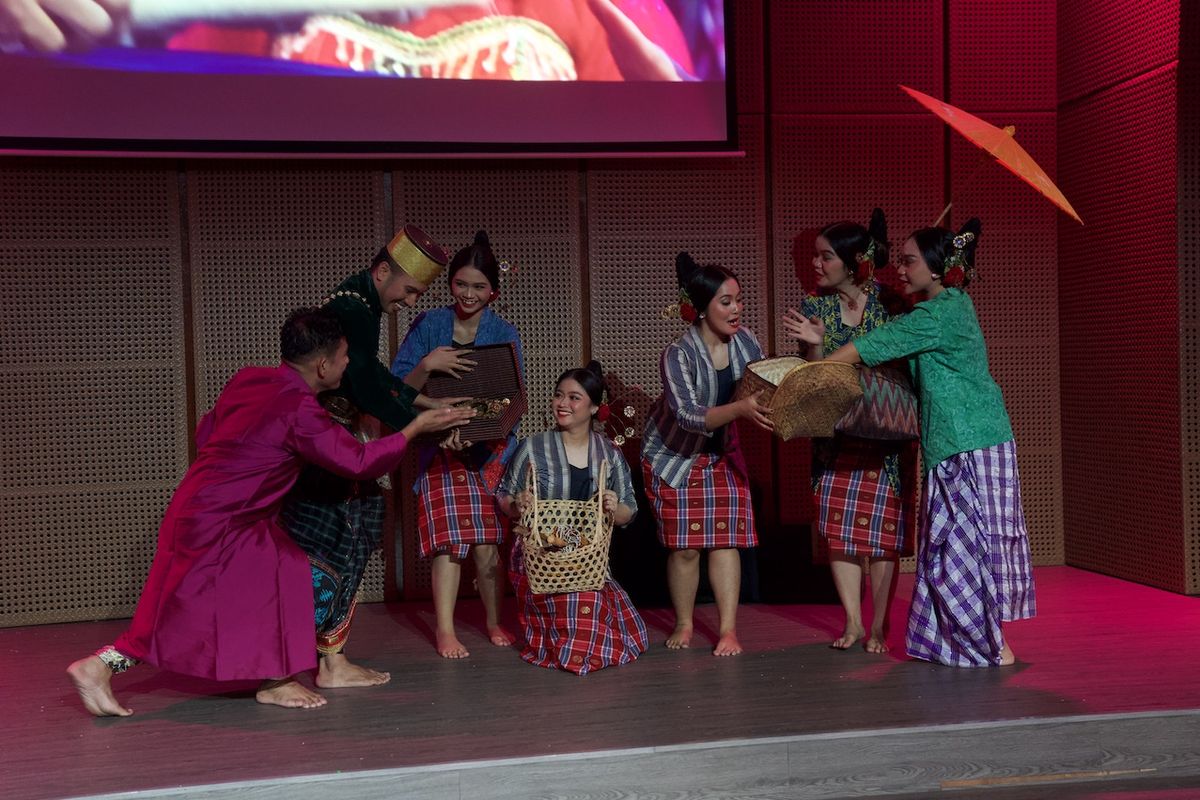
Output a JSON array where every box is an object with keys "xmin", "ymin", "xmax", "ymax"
[{"xmin": 5, "ymin": 566, "xmax": 1200, "ymax": 799}]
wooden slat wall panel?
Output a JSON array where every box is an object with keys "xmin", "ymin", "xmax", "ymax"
[{"xmin": 0, "ymin": 162, "xmax": 187, "ymax": 625}]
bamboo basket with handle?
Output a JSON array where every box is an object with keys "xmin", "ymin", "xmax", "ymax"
[{"xmin": 520, "ymin": 459, "xmax": 612, "ymax": 594}]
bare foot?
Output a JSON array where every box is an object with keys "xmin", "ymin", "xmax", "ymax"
[
  {"xmin": 67, "ymin": 655, "xmax": 132, "ymax": 717},
  {"xmin": 713, "ymin": 631, "xmax": 743, "ymax": 657},
  {"xmin": 999, "ymin": 642, "xmax": 1016, "ymax": 666},
  {"xmin": 316, "ymin": 653, "xmax": 390, "ymax": 688},
  {"xmin": 436, "ymin": 630, "xmax": 470, "ymax": 659},
  {"xmin": 831, "ymin": 623, "xmax": 866, "ymax": 650},
  {"xmin": 255, "ymin": 677, "xmax": 326, "ymax": 709},
  {"xmin": 665, "ymin": 624, "xmax": 693, "ymax": 650},
  {"xmin": 864, "ymin": 634, "xmax": 889, "ymax": 654},
  {"xmin": 487, "ymin": 625, "xmax": 516, "ymax": 647}
]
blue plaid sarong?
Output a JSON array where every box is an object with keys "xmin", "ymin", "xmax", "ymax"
[{"xmin": 906, "ymin": 439, "xmax": 1036, "ymax": 667}]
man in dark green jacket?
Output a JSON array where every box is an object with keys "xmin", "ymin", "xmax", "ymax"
[{"xmin": 283, "ymin": 225, "xmax": 451, "ymax": 689}]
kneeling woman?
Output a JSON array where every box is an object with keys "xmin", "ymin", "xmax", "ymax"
[{"xmin": 498, "ymin": 362, "xmax": 648, "ymax": 675}]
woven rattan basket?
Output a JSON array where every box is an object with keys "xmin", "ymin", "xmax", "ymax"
[
  {"xmin": 520, "ymin": 460, "xmax": 612, "ymax": 594},
  {"xmin": 734, "ymin": 357, "xmax": 862, "ymax": 441}
]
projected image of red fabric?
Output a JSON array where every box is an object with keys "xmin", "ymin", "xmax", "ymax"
[{"xmin": 166, "ymin": 0, "xmax": 696, "ymax": 80}]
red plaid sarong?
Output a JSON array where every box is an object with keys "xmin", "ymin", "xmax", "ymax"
[
  {"xmin": 816, "ymin": 437, "xmax": 908, "ymax": 557},
  {"xmin": 417, "ymin": 451, "xmax": 505, "ymax": 560},
  {"xmin": 642, "ymin": 454, "xmax": 757, "ymax": 550},
  {"xmin": 512, "ymin": 571, "xmax": 648, "ymax": 675}
]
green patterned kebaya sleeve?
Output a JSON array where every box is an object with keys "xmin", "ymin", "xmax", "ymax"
[{"xmin": 854, "ymin": 303, "xmax": 942, "ymax": 366}]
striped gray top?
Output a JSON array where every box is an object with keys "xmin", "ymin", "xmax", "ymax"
[
  {"xmin": 641, "ymin": 325, "xmax": 763, "ymax": 489},
  {"xmin": 498, "ymin": 430, "xmax": 638, "ymax": 524}
]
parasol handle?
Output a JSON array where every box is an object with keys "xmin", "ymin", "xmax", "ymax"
[{"xmin": 934, "ymin": 125, "xmax": 1016, "ymax": 226}]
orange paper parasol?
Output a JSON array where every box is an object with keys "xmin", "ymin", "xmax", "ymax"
[{"xmin": 900, "ymin": 84, "xmax": 1083, "ymax": 225}]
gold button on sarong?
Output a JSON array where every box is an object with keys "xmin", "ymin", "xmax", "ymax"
[
  {"xmin": 572, "ymin": 655, "xmax": 583, "ymax": 664},
  {"xmin": 867, "ymin": 471, "xmax": 878, "ymax": 479},
  {"xmin": 690, "ymin": 522, "xmax": 701, "ymax": 531},
  {"xmin": 456, "ymin": 474, "xmax": 466, "ymax": 483},
  {"xmin": 581, "ymin": 606, "xmax": 592, "ymax": 615},
  {"xmin": 857, "ymin": 516, "xmax": 868, "ymax": 526},
  {"xmin": 460, "ymin": 518, "xmax": 472, "ymax": 527},
  {"xmin": 738, "ymin": 521, "xmax": 745, "ymax": 530},
  {"xmin": 885, "ymin": 523, "xmax": 896, "ymax": 531},
  {"xmin": 832, "ymin": 512, "xmax": 842, "ymax": 521},
  {"xmin": 716, "ymin": 522, "xmax": 727, "ymax": 530}
]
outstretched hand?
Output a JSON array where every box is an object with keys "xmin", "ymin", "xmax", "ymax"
[
  {"xmin": 738, "ymin": 389, "xmax": 773, "ymax": 432},
  {"xmin": 1, "ymin": 0, "xmax": 129, "ymax": 52},
  {"xmin": 416, "ymin": 394, "xmax": 471, "ymax": 410},
  {"xmin": 421, "ymin": 346, "xmax": 476, "ymax": 379},
  {"xmin": 586, "ymin": 0, "xmax": 682, "ymax": 81},
  {"xmin": 781, "ymin": 308, "xmax": 825, "ymax": 346},
  {"xmin": 512, "ymin": 489, "xmax": 534, "ymax": 518},
  {"xmin": 412, "ymin": 405, "xmax": 474, "ymax": 436},
  {"xmin": 438, "ymin": 427, "xmax": 472, "ymax": 451}
]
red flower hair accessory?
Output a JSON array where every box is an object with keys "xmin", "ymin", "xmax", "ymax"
[
  {"xmin": 943, "ymin": 265, "xmax": 966, "ymax": 287},
  {"xmin": 663, "ymin": 286, "xmax": 698, "ymax": 322}
]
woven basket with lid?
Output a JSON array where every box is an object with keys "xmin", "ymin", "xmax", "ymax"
[{"xmin": 734, "ymin": 357, "xmax": 862, "ymax": 440}]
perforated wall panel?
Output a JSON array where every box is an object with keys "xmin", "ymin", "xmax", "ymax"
[
  {"xmin": 0, "ymin": 162, "xmax": 187, "ymax": 626},
  {"xmin": 1179, "ymin": 7, "xmax": 1199, "ymax": 594},
  {"xmin": 950, "ymin": 112, "xmax": 1062, "ymax": 565},
  {"xmin": 188, "ymin": 166, "xmax": 390, "ymax": 409},
  {"xmin": 188, "ymin": 165, "xmax": 392, "ymax": 600},
  {"xmin": 392, "ymin": 165, "xmax": 582, "ymax": 597},
  {"xmin": 589, "ymin": 118, "xmax": 767, "ymax": 419},
  {"xmin": 769, "ymin": 0, "xmax": 943, "ymax": 114},
  {"xmin": 949, "ymin": 0, "xmax": 1056, "ymax": 111},
  {"xmin": 731, "ymin": 0, "xmax": 765, "ymax": 115},
  {"xmin": 1058, "ymin": 0, "xmax": 1180, "ymax": 104},
  {"xmin": 587, "ymin": 116, "xmax": 770, "ymax": 497},
  {"xmin": 7, "ymin": 0, "xmax": 1126, "ymax": 625},
  {"xmin": 770, "ymin": 115, "xmax": 944, "ymax": 529},
  {"xmin": 1058, "ymin": 67, "xmax": 1183, "ymax": 591}
]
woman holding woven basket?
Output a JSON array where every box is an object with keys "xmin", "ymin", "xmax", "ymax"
[
  {"xmin": 641, "ymin": 253, "xmax": 772, "ymax": 657},
  {"xmin": 497, "ymin": 362, "xmax": 648, "ymax": 675},
  {"xmin": 781, "ymin": 209, "xmax": 912, "ymax": 654},
  {"xmin": 810, "ymin": 219, "xmax": 1036, "ymax": 667},
  {"xmin": 390, "ymin": 230, "xmax": 522, "ymax": 659}
]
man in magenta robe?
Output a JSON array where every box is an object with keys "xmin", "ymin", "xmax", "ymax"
[{"xmin": 67, "ymin": 308, "xmax": 472, "ymax": 716}]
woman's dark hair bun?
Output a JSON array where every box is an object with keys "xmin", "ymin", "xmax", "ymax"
[
  {"xmin": 867, "ymin": 207, "xmax": 888, "ymax": 251},
  {"xmin": 675, "ymin": 251, "xmax": 699, "ymax": 288},
  {"xmin": 958, "ymin": 217, "xmax": 982, "ymax": 240}
]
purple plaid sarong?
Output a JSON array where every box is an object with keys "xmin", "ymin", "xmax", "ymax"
[{"xmin": 905, "ymin": 439, "xmax": 1036, "ymax": 667}]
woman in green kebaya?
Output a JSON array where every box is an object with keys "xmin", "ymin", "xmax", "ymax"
[{"xmin": 793, "ymin": 219, "xmax": 1036, "ymax": 667}]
